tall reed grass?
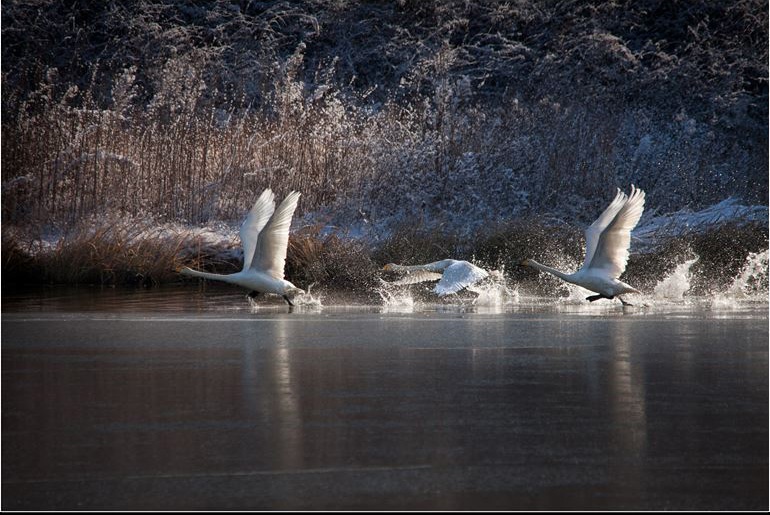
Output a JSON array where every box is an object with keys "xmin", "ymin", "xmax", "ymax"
[
  {"xmin": 4, "ymin": 65, "xmax": 763, "ymax": 235},
  {"xmin": 2, "ymin": 1, "xmax": 766, "ymax": 289}
]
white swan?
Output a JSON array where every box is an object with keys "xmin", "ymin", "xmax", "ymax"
[
  {"xmin": 383, "ymin": 259, "xmax": 489, "ymax": 296},
  {"xmin": 180, "ymin": 189, "xmax": 305, "ymax": 305},
  {"xmin": 522, "ymin": 185, "xmax": 646, "ymax": 306}
]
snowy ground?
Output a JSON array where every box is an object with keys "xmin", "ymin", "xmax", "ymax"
[
  {"xmin": 19, "ymin": 197, "xmax": 768, "ymax": 262},
  {"xmin": 632, "ymin": 197, "xmax": 768, "ymax": 251}
]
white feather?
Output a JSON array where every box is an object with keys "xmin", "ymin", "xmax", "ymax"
[
  {"xmin": 583, "ymin": 185, "xmax": 646, "ymax": 279},
  {"xmin": 251, "ymin": 191, "xmax": 301, "ymax": 280},
  {"xmin": 582, "ymin": 188, "xmax": 626, "ymax": 271},
  {"xmin": 240, "ymin": 189, "xmax": 275, "ymax": 271},
  {"xmin": 384, "ymin": 259, "xmax": 489, "ymax": 296},
  {"xmin": 434, "ymin": 261, "xmax": 489, "ymax": 296},
  {"xmin": 180, "ymin": 189, "xmax": 304, "ymax": 302},
  {"xmin": 522, "ymin": 185, "xmax": 646, "ymax": 303},
  {"xmin": 391, "ymin": 270, "xmax": 444, "ymax": 286}
]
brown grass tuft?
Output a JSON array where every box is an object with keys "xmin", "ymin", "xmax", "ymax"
[
  {"xmin": 286, "ymin": 225, "xmax": 380, "ymax": 293},
  {"xmin": 3, "ymin": 218, "xmax": 215, "ymax": 286}
]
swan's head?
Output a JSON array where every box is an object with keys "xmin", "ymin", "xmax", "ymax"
[{"xmin": 520, "ymin": 259, "xmax": 530, "ymax": 267}]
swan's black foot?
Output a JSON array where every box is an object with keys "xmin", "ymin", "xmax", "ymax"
[
  {"xmin": 619, "ymin": 296, "xmax": 633, "ymax": 306},
  {"xmin": 586, "ymin": 294, "xmax": 613, "ymax": 302},
  {"xmin": 283, "ymin": 295, "xmax": 294, "ymax": 306},
  {"xmin": 248, "ymin": 291, "xmax": 260, "ymax": 300}
]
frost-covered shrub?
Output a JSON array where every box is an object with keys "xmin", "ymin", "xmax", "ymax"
[
  {"xmin": 2, "ymin": 0, "xmax": 766, "ymax": 287},
  {"xmin": 285, "ymin": 225, "xmax": 381, "ymax": 293}
]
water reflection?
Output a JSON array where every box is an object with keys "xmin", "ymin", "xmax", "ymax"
[
  {"xmin": 608, "ymin": 321, "xmax": 647, "ymax": 454},
  {"xmin": 270, "ymin": 317, "xmax": 303, "ymax": 469},
  {"xmin": 607, "ymin": 320, "xmax": 647, "ymax": 503},
  {"xmin": 2, "ymin": 302, "xmax": 767, "ymax": 510}
]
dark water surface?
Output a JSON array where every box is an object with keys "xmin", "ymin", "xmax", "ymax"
[{"xmin": 2, "ymin": 286, "xmax": 768, "ymax": 510}]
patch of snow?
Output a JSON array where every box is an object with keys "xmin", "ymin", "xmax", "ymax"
[{"xmin": 634, "ymin": 197, "xmax": 768, "ymax": 250}]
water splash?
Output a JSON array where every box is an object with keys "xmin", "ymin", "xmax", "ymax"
[
  {"xmin": 530, "ymin": 254, "xmax": 585, "ymax": 304},
  {"xmin": 559, "ymin": 283, "xmax": 597, "ymax": 305},
  {"xmin": 468, "ymin": 269, "xmax": 519, "ymax": 307},
  {"xmin": 377, "ymin": 278, "xmax": 416, "ymax": 312},
  {"xmin": 653, "ymin": 258, "xmax": 698, "ymax": 300},
  {"xmin": 292, "ymin": 283, "xmax": 324, "ymax": 309},
  {"xmin": 376, "ymin": 269, "xmax": 519, "ymax": 312},
  {"xmin": 246, "ymin": 284, "xmax": 323, "ymax": 311},
  {"xmin": 726, "ymin": 249, "xmax": 769, "ymax": 298}
]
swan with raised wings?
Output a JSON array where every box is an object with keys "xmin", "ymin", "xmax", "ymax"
[
  {"xmin": 180, "ymin": 189, "xmax": 304, "ymax": 305},
  {"xmin": 521, "ymin": 185, "xmax": 646, "ymax": 306},
  {"xmin": 383, "ymin": 259, "xmax": 490, "ymax": 297}
]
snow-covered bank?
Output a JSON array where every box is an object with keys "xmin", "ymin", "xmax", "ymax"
[
  {"xmin": 12, "ymin": 198, "xmax": 768, "ymax": 259},
  {"xmin": 633, "ymin": 198, "xmax": 768, "ymax": 251},
  {"xmin": 3, "ymin": 198, "xmax": 767, "ymax": 296}
]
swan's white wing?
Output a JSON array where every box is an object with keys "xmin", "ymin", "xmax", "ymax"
[
  {"xmin": 390, "ymin": 270, "xmax": 444, "ymax": 286},
  {"xmin": 586, "ymin": 185, "xmax": 646, "ymax": 279},
  {"xmin": 434, "ymin": 261, "xmax": 489, "ymax": 296},
  {"xmin": 251, "ymin": 191, "xmax": 301, "ymax": 279},
  {"xmin": 240, "ymin": 189, "xmax": 275, "ymax": 271},
  {"xmin": 582, "ymin": 188, "xmax": 627, "ymax": 271}
]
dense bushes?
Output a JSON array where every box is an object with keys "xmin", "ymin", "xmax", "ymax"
[
  {"xmin": 3, "ymin": 216, "xmax": 766, "ymax": 297},
  {"xmin": 1, "ymin": 1, "xmax": 767, "ymax": 288},
  {"xmin": 3, "ymin": 1, "xmax": 766, "ymax": 122}
]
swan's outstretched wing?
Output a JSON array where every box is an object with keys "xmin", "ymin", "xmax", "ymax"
[
  {"xmin": 435, "ymin": 261, "xmax": 489, "ymax": 296},
  {"xmin": 582, "ymin": 188, "xmax": 627, "ymax": 271},
  {"xmin": 251, "ymin": 191, "xmax": 301, "ymax": 279},
  {"xmin": 586, "ymin": 185, "xmax": 646, "ymax": 278},
  {"xmin": 240, "ymin": 189, "xmax": 276, "ymax": 271},
  {"xmin": 390, "ymin": 270, "xmax": 444, "ymax": 286}
]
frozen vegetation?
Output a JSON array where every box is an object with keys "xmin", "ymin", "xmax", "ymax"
[
  {"xmin": 2, "ymin": 0, "xmax": 767, "ymax": 297},
  {"xmin": 633, "ymin": 198, "xmax": 768, "ymax": 249}
]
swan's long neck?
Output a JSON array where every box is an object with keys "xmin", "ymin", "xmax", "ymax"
[
  {"xmin": 525, "ymin": 260, "xmax": 573, "ymax": 282},
  {"xmin": 180, "ymin": 267, "xmax": 236, "ymax": 284}
]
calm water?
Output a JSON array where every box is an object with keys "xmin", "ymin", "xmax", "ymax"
[{"xmin": 2, "ymin": 286, "xmax": 768, "ymax": 510}]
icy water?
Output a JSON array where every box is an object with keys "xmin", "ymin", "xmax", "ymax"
[{"xmin": 2, "ymin": 285, "xmax": 768, "ymax": 510}]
